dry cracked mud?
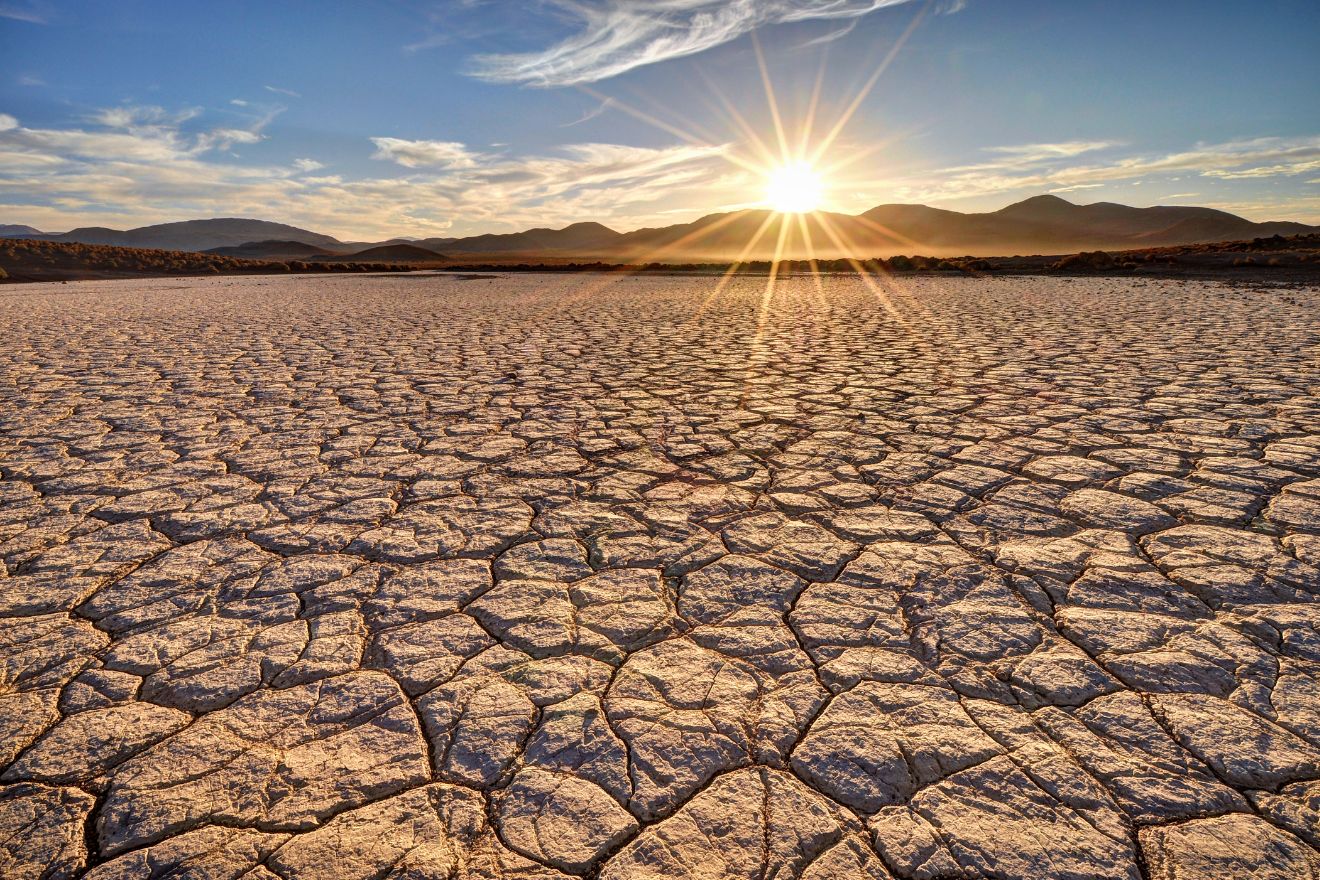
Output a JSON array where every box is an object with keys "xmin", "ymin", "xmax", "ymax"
[{"xmin": 1, "ymin": 272, "xmax": 1318, "ymax": 879}]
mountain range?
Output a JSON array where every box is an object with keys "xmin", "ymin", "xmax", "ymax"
[{"xmin": 4, "ymin": 196, "xmax": 1315, "ymax": 261}]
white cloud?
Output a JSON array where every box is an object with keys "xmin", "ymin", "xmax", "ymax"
[
  {"xmin": 1048, "ymin": 183, "xmax": 1104, "ymax": 193},
  {"xmin": 195, "ymin": 128, "xmax": 264, "ymax": 153},
  {"xmin": 370, "ymin": 137, "xmax": 481, "ymax": 169},
  {"xmin": 264, "ymin": 85, "xmax": 301, "ymax": 98},
  {"xmin": 0, "ymin": 104, "xmax": 276, "ymax": 171},
  {"xmin": 0, "ymin": 110, "xmax": 734, "ymax": 239},
  {"xmin": 92, "ymin": 105, "xmax": 173, "ymax": 129},
  {"xmin": 468, "ymin": 0, "xmax": 924, "ymax": 86},
  {"xmin": 985, "ymin": 141, "xmax": 1119, "ymax": 161},
  {"xmin": 871, "ymin": 135, "xmax": 1320, "ymax": 207},
  {"xmin": 1202, "ymin": 159, "xmax": 1320, "ymax": 180}
]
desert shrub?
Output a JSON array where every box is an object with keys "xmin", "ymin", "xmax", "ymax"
[
  {"xmin": 1053, "ymin": 251, "xmax": 1114, "ymax": 272},
  {"xmin": 0, "ymin": 265, "xmax": 8, "ymax": 279}
]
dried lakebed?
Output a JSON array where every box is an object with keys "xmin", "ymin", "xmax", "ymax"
[{"xmin": 1, "ymin": 273, "xmax": 1318, "ymax": 879}]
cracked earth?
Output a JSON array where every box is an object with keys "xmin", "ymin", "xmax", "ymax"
[{"xmin": 1, "ymin": 272, "xmax": 1319, "ymax": 879}]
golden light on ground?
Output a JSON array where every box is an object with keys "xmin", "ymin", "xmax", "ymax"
[
  {"xmin": 764, "ymin": 161, "xmax": 824, "ymax": 214},
  {"xmin": 566, "ymin": 0, "xmax": 931, "ymax": 318}
]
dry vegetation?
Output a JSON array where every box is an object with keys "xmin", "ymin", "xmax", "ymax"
[
  {"xmin": 0, "ymin": 238, "xmax": 416, "ymax": 282},
  {"xmin": 366, "ymin": 233, "xmax": 1320, "ymax": 279},
  {"xmin": 2, "ymin": 232, "xmax": 1317, "ymax": 284}
]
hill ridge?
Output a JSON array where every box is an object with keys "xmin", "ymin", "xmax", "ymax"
[{"xmin": 6, "ymin": 196, "xmax": 1316, "ymax": 259}]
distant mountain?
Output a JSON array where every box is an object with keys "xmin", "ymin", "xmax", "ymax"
[
  {"xmin": 206, "ymin": 240, "xmax": 337, "ymax": 259},
  {"xmin": 14, "ymin": 196, "xmax": 1316, "ymax": 261},
  {"xmin": 418, "ymin": 221, "xmax": 622, "ymax": 255},
  {"xmin": 317, "ymin": 244, "xmax": 449, "ymax": 262},
  {"xmin": 0, "ymin": 224, "xmax": 43, "ymax": 237},
  {"xmin": 988, "ymin": 195, "xmax": 1313, "ymax": 244},
  {"xmin": 37, "ymin": 219, "xmax": 346, "ymax": 252},
  {"xmin": 609, "ymin": 195, "xmax": 1319, "ymax": 259}
]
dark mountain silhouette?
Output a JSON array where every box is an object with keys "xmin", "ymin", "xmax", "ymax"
[
  {"xmin": 0, "ymin": 224, "xmax": 43, "ymax": 237},
  {"xmin": 317, "ymin": 244, "xmax": 450, "ymax": 262},
  {"xmin": 990, "ymin": 194, "xmax": 1312, "ymax": 242},
  {"xmin": 417, "ymin": 221, "xmax": 622, "ymax": 254},
  {"xmin": 8, "ymin": 196, "xmax": 1314, "ymax": 260},
  {"xmin": 206, "ymin": 240, "xmax": 337, "ymax": 259},
  {"xmin": 610, "ymin": 195, "xmax": 1317, "ymax": 259},
  {"xmin": 33, "ymin": 218, "xmax": 346, "ymax": 252}
]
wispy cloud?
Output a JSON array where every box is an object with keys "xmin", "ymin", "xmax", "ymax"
[
  {"xmin": 0, "ymin": 1, "xmax": 50, "ymax": 24},
  {"xmin": 562, "ymin": 98, "xmax": 615, "ymax": 128},
  {"xmin": 873, "ymin": 135, "xmax": 1320, "ymax": 208},
  {"xmin": 1048, "ymin": 183, "xmax": 1104, "ymax": 193},
  {"xmin": 468, "ymin": 0, "xmax": 925, "ymax": 86},
  {"xmin": 370, "ymin": 138, "xmax": 481, "ymax": 169},
  {"xmin": 1202, "ymin": 159, "xmax": 1320, "ymax": 180},
  {"xmin": 90, "ymin": 105, "xmax": 200, "ymax": 130},
  {"xmin": 0, "ymin": 103, "xmax": 276, "ymax": 167},
  {"xmin": 940, "ymin": 141, "xmax": 1121, "ymax": 174},
  {"xmin": 985, "ymin": 141, "xmax": 1120, "ymax": 161},
  {"xmin": 264, "ymin": 85, "xmax": 301, "ymax": 98},
  {"xmin": 0, "ymin": 109, "xmax": 734, "ymax": 239},
  {"xmin": 195, "ymin": 128, "xmax": 264, "ymax": 153}
]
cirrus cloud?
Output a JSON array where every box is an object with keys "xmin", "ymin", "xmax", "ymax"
[{"xmin": 468, "ymin": 0, "xmax": 929, "ymax": 87}]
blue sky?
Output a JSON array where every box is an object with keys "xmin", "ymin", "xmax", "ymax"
[{"xmin": 1, "ymin": 0, "xmax": 1317, "ymax": 238}]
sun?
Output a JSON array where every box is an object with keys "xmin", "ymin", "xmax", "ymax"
[{"xmin": 764, "ymin": 161, "xmax": 824, "ymax": 214}]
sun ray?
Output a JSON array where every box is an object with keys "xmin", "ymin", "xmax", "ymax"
[
  {"xmin": 684, "ymin": 210, "xmax": 781, "ymax": 326},
  {"xmin": 535, "ymin": 209, "xmax": 763, "ymax": 319},
  {"xmin": 798, "ymin": 51, "xmax": 830, "ymax": 159},
  {"xmin": 809, "ymin": 1, "xmax": 929, "ymax": 166},
  {"xmin": 812, "ymin": 124, "xmax": 915, "ymax": 177},
  {"xmin": 814, "ymin": 213, "xmax": 960, "ymax": 390},
  {"xmin": 849, "ymin": 212, "xmax": 929, "ymax": 253},
  {"xmin": 616, "ymin": 79, "xmax": 732, "ymax": 150},
  {"xmin": 572, "ymin": 84, "xmax": 766, "ymax": 178},
  {"xmin": 695, "ymin": 66, "xmax": 782, "ymax": 173},
  {"xmin": 752, "ymin": 33, "xmax": 792, "ymax": 164},
  {"xmin": 741, "ymin": 213, "xmax": 793, "ymax": 408},
  {"xmin": 814, "ymin": 211, "xmax": 919, "ymax": 334},
  {"xmin": 797, "ymin": 211, "xmax": 827, "ymax": 302}
]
